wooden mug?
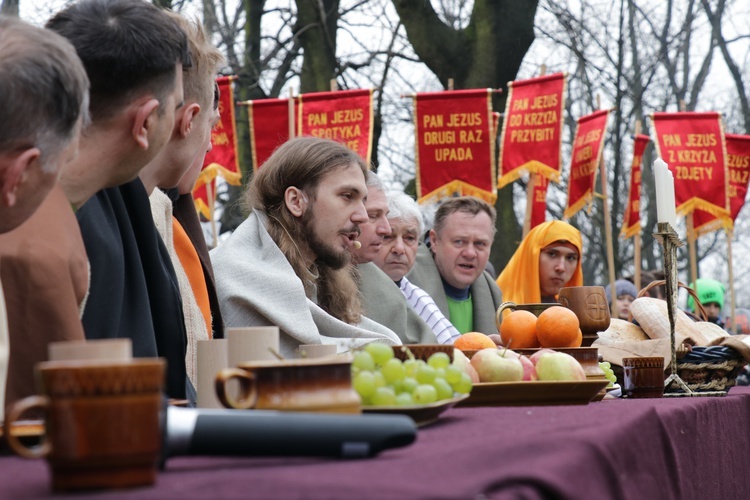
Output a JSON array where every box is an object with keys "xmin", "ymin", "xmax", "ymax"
[
  {"xmin": 3, "ymin": 359, "xmax": 165, "ymax": 492},
  {"xmin": 557, "ymin": 286, "xmax": 611, "ymax": 346}
]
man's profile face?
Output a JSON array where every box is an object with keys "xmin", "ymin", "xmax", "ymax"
[
  {"xmin": 303, "ymin": 162, "xmax": 368, "ymax": 269},
  {"xmin": 352, "ymin": 186, "xmax": 390, "ymax": 264},
  {"xmin": 373, "ymin": 217, "xmax": 420, "ymax": 281},
  {"xmin": 430, "ymin": 210, "xmax": 493, "ymax": 289},
  {"xmin": 538, "ymin": 242, "xmax": 579, "ymax": 298}
]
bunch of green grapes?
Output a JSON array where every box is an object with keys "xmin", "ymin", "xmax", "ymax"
[
  {"xmin": 599, "ymin": 361, "xmax": 617, "ymax": 388},
  {"xmin": 351, "ymin": 343, "xmax": 472, "ymax": 406}
]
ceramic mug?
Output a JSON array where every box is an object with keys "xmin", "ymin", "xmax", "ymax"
[
  {"xmin": 3, "ymin": 359, "xmax": 165, "ymax": 492},
  {"xmin": 622, "ymin": 356, "xmax": 665, "ymax": 398},
  {"xmin": 215, "ymin": 357, "xmax": 361, "ymax": 414}
]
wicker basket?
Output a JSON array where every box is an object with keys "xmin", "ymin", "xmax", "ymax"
[{"xmin": 670, "ymin": 346, "xmax": 747, "ymax": 393}]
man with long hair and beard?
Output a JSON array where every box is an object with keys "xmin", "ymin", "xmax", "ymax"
[{"xmin": 211, "ymin": 137, "xmax": 400, "ymax": 357}]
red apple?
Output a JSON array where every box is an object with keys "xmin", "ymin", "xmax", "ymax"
[
  {"xmin": 535, "ymin": 352, "xmax": 586, "ymax": 381},
  {"xmin": 529, "ymin": 348, "xmax": 557, "ymax": 366},
  {"xmin": 518, "ymin": 355, "xmax": 538, "ymax": 381},
  {"xmin": 470, "ymin": 348, "xmax": 524, "ymax": 383}
]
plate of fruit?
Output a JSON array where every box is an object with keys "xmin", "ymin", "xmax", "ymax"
[
  {"xmin": 452, "ymin": 345, "xmax": 608, "ymax": 407},
  {"xmin": 352, "ymin": 343, "xmax": 472, "ymax": 426}
]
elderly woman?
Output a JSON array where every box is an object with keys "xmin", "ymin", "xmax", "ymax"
[
  {"xmin": 496, "ymin": 221, "xmax": 583, "ymax": 304},
  {"xmin": 372, "ymin": 192, "xmax": 461, "ymax": 344}
]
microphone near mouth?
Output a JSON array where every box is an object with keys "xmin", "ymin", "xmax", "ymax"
[{"xmin": 352, "ymin": 241, "xmax": 362, "ymax": 249}]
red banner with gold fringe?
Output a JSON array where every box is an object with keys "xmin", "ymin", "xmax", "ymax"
[
  {"xmin": 651, "ymin": 112, "xmax": 729, "ymax": 221},
  {"xmin": 498, "ymin": 73, "xmax": 566, "ymax": 189},
  {"xmin": 198, "ymin": 76, "xmax": 241, "ymax": 188},
  {"xmin": 249, "ymin": 97, "xmax": 295, "ymax": 171},
  {"xmin": 693, "ymin": 134, "xmax": 750, "ymax": 237},
  {"xmin": 620, "ymin": 134, "xmax": 651, "ymax": 239},
  {"xmin": 413, "ymin": 89, "xmax": 496, "ymax": 204},
  {"xmin": 297, "ymin": 89, "xmax": 373, "ymax": 162},
  {"xmin": 564, "ymin": 109, "xmax": 611, "ymax": 219},
  {"xmin": 530, "ymin": 174, "xmax": 548, "ymax": 229}
]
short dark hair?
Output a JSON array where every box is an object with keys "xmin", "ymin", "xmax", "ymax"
[
  {"xmin": 46, "ymin": 0, "xmax": 192, "ymax": 122},
  {"xmin": 432, "ymin": 196, "xmax": 497, "ymax": 236},
  {"xmin": 0, "ymin": 15, "xmax": 89, "ymax": 169}
]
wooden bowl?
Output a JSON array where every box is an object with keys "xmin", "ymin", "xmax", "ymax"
[{"xmin": 392, "ymin": 345, "xmax": 454, "ymax": 363}]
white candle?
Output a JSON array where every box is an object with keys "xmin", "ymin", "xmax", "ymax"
[
  {"xmin": 653, "ymin": 157, "xmax": 677, "ymax": 228},
  {"xmin": 654, "ymin": 158, "xmax": 666, "ymax": 222}
]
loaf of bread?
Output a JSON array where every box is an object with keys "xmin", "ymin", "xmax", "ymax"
[{"xmin": 595, "ymin": 318, "xmax": 649, "ymax": 345}]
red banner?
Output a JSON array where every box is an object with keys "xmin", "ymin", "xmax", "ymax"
[
  {"xmin": 498, "ymin": 73, "xmax": 566, "ymax": 189},
  {"xmin": 192, "ymin": 177, "xmax": 215, "ymax": 221},
  {"xmin": 693, "ymin": 134, "xmax": 750, "ymax": 237},
  {"xmin": 564, "ymin": 109, "xmax": 611, "ymax": 219},
  {"xmin": 620, "ymin": 134, "xmax": 651, "ymax": 238},
  {"xmin": 199, "ymin": 76, "xmax": 241, "ymax": 187},
  {"xmin": 651, "ymin": 112, "xmax": 729, "ymax": 221},
  {"xmin": 413, "ymin": 89, "xmax": 496, "ymax": 204},
  {"xmin": 530, "ymin": 174, "xmax": 548, "ymax": 229},
  {"xmin": 297, "ymin": 89, "xmax": 373, "ymax": 162},
  {"xmin": 249, "ymin": 98, "xmax": 295, "ymax": 171}
]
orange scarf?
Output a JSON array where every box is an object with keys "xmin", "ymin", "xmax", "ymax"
[
  {"xmin": 173, "ymin": 217, "xmax": 213, "ymax": 338},
  {"xmin": 496, "ymin": 221, "xmax": 583, "ymax": 304}
]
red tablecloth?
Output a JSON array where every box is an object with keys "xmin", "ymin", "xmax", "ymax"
[{"xmin": 3, "ymin": 387, "xmax": 750, "ymax": 499}]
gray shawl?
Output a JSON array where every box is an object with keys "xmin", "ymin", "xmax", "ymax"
[
  {"xmin": 211, "ymin": 211, "xmax": 401, "ymax": 358},
  {"xmin": 406, "ymin": 244, "xmax": 503, "ymax": 335},
  {"xmin": 356, "ymin": 262, "xmax": 437, "ymax": 345}
]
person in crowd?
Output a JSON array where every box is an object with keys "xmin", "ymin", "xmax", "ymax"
[
  {"xmin": 48, "ymin": 0, "xmax": 193, "ymax": 400},
  {"xmin": 497, "ymin": 220, "xmax": 583, "ymax": 305},
  {"xmin": 145, "ymin": 12, "xmax": 224, "ymax": 391},
  {"xmin": 352, "ymin": 175, "xmax": 437, "ymax": 344},
  {"xmin": 605, "ymin": 279, "xmax": 638, "ymax": 320},
  {"xmin": 688, "ymin": 278, "xmax": 726, "ymax": 328},
  {"xmin": 407, "ymin": 196, "xmax": 503, "ymax": 336},
  {"xmin": 212, "ymin": 137, "xmax": 401, "ymax": 357},
  {"xmin": 0, "ymin": 15, "xmax": 89, "ymax": 414},
  {"xmin": 170, "ymin": 81, "xmax": 225, "ymax": 344},
  {"xmin": 373, "ymin": 191, "xmax": 461, "ymax": 344}
]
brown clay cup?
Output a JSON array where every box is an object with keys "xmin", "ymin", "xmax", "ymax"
[
  {"xmin": 215, "ymin": 356, "xmax": 361, "ymax": 414},
  {"xmin": 557, "ymin": 286, "xmax": 611, "ymax": 347},
  {"xmin": 3, "ymin": 359, "xmax": 165, "ymax": 492},
  {"xmin": 622, "ymin": 357, "xmax": 665, "ymax": 398}
]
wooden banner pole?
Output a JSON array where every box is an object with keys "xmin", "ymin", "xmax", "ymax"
[
  {"xmin": 687, "ymin": 213, "xmax": 698, "ymax": 284},
  {"xmin": 633, "ymin": 120, "xmax": 642, "ymax": 291},
  {"xmin": 727, "ymin": 227, "xmax": 737, "ymax": 333},
  {"xmin": 522, "ymin": 175, "xmax": 536, "ymax": 237},
  {"xmin": 595, "ymin": 95, "xmax": 617, "ymax": 318}
]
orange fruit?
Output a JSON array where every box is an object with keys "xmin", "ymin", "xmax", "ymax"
[
  {"xmin": 500, "ymin": 310, "xmax": 539, "ymax": 348},
  {"xmin": 536, "ymin": 306, "xmax": 580, "ymax": 348},
  {"xmin": 454, "ymin": 332, "xmax": 496, "ymax": 351},
  {"xmin": 562, "ymin": 328, "xmax": 583, "ymax": 348}
]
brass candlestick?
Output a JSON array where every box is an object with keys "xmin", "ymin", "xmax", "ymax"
[{"xmin": 654, "ymin": 222, "xmax": 723, "ymax": 397}]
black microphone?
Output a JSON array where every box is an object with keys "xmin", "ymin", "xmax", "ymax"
[{"xmin": 163, "ymin": 406, "xmax": 417, "ymax": 460}]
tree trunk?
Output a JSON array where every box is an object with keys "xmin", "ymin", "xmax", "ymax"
[
  {"xmin": 392, "ymin": 0, "xmax": 540, "ymax": 271},
  {"xmin": 296, "ymin": 0, "xmax": 339, "ymax": 93}
]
